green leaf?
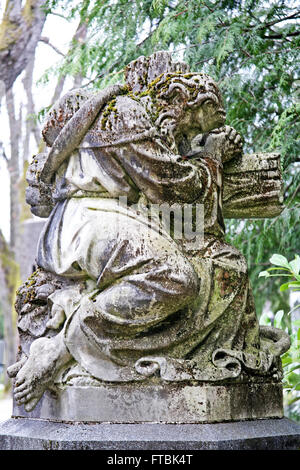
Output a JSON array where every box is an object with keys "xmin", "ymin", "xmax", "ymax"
[
  {"xmin": 274, "ymin": 310, "xmax": 284, "ymax": 328},
  {"xmin": 286, "ymin": 396, "xmax": 300, "ymax": 405},
  {"xmin": 286, "ymin": 371, "xmax": 300, "ymax": 387},
  {"xmin": 285, "ymin": 364, "xmax": 300, "ymax": 374},
  {"xmin": 258, "ymin": 270, "xmax": 270, "ymax": 278},
  {"xmin": 290, "ymin": 255, "xmax": 300, "ymax": 275},
  {"xmin": 291, "ymin": 382, "xmax": 300, "ymax": 392},
  {"xmin": 279, "ymin": 280, "xmax": 300, "ymax": 292},
  {"xmin": 280, "ymin": 282, "xmax": 292, "ymax": 292},
  {"xmin": 151, "ymin": 0, "xmax": 167, "ymax": 16},
  {"xmin": 269, "ymin": 254, "xmax": 290, "ymax": 269},
  {"xmin": 288, "ymin": 304, "xmax": 300, "ymax": 315},
  {"xmin": 286, "ymin": 281, "xmax": 300, "ymax": 287}
]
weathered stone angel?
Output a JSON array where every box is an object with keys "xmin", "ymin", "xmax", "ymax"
[{"xmin": 8, "ymin": 52, "xmax": 289, "ymax": 413}]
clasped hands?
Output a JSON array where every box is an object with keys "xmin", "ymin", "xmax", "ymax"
[{"xmin": 184, "ymin": 125, "xmax": 243, "ymax": 162}]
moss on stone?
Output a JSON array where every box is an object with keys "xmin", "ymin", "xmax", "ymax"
[{"xmin": 100, "ymin": 97, "xmax": 119, "ymax": 130}]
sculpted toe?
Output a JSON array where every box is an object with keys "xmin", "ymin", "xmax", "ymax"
[
  {"xmin": 14, "ymin": 382, "xmax": 30, "ymax": 393},
  {"xmin": 7, "ymin": 358, "xmax": 26, "ymax": 378},
  {"xmin": 15, "ymin": 387, "xmax": 31, "ymax": 400},
  {"xmin": 15, "ymin": 375, "xmax": 27, "ymax": 387}
]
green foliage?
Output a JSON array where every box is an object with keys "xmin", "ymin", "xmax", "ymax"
[
  {"xmin": 270, "ymin": 103, "xmax": 300, "ymax": 168},
  {"xmin": 259, "ymin": 254, "xmax": 300, "ymax": 421},
  {"xmin": 41, "ymin": 0, "xmax": 300, "ymax": 318},
  {"xmin": 37, "ymin": 106, "xmax": 52, "ymax": 124},
  {"xmin": 259, "ymin": 253, "xmax": 300, "ymax": 288},
  {"xmin": 225, "ymin": 204, "xmax": 300, "ymax": 316}
]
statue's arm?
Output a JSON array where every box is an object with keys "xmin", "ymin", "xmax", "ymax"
[{"xmin": 114, "ymin": 138, "xmax": 205, "ymax": 205}]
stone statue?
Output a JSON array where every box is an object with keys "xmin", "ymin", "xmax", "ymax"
[{"xmin": 8, "ymin": 51, "xmax": 290, "ymax": 420}]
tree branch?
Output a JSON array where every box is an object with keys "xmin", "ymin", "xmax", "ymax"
[
  {"xmin": 49, "ymin": 11, "xmax": 69, "ymax": 20},
  {"xmin": 82, "ymin": 17, "xmax": 164, "ymax": 88},
  {"xmin": 262, "ymin": 31, "xmax": 300, "ymax": 39},
  {"xmin": 39, "ymin": 36, "xmax": 65, "ymax": 57},
  {"xmin": 263, "ymin": 10, "xmax": 300, "ymax": 29},
  {"xmin": 22, "ymin": 56, "xmax": 41, "ymax": 160},
  {"xmin": 72, "ymin": 21, "xmax": 88, "ymax": 88},
  {"xmin": 5, "ymin": 87, "xmax": 21, "ymax": 249}
]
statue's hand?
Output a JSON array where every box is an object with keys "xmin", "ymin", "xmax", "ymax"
[
  {"xmin": 219, "ymin": 126, "xmax": 243, "ymax": 162},
  {"xmin": 189, "ymin": 125, "xmax": 243, "ymax": 162}
]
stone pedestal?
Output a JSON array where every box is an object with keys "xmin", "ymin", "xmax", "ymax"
[
  {"xmin": 4, "ymin": 369, "xmax": 299, "ymax": 450},
  {"xmin": 0, "ymin": 417, "xmax": 300, "ymax": 450},
  {"xmin": 2, "ymin": 381, "xmax": 299, "ymax": 450},
  {"xmin": 12, "ymin": 382, "xmax": 284, "ymax": 423}
]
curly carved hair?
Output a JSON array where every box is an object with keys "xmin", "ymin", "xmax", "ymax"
[{"xmin": 140, "ymin": 72, "xmax": 224, "ymax": 147}]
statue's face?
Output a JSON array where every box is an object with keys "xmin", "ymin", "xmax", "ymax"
[
  {"xmin": 180, "ymin": 74, "xmax": 226, "ymax": 133},
  {"xmin": 155, "ymin": 73, "xmax": 226, "ymax": 140},
  {"xmin": 171, "ymin": 93, "xmax": 226, "ymax": 143},
  {"xmin": 186, "ymin": 97, "xmax": 226, "ymax": 133}
]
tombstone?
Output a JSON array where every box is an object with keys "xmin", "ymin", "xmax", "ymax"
[
  {"xmin": 0, "ymin": 51, "xmax": 299, "ymax": 450},
  {"xmin": 16, "ymin": 219, "xmax": 46, "ymax": 282}
]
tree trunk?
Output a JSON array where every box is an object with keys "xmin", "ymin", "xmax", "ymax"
[
  {"xmin": 22, "ymin": 57, "xmax": 41, "ymax": 162},
  {"xmin": 0, "ymin": 0, "xmax": 47, "ymax": 94},
  {"xmin": 72, "ymin": 21, "xmax": 88, "ymax": 88},
  {"xmin": 6, "ymin": 87, "xmax": 22, "ymax": 251},
  {"xmin": 0, "ymin": 232, "xmax": 18, "ymax": 389}
]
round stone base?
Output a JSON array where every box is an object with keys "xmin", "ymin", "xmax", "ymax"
[
  {"xmin": 0, "ymin": 417, "xmax": 300, "ymax": 450},
  {"xmin": 13, "ymin": 381, "xmax": 283, "ymax": 424}
]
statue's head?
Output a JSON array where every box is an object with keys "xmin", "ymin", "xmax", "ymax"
[
  {"xmin": 146, "ymin": 72, "xmax": 225, "ymax": 142},
  {"xmin": 125, "ymin": 52, "xmax": 226, "ymax": 147}
]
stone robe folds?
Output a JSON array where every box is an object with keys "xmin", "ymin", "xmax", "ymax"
[{"xmin": 37, "ymin": 94, "xmax": 281, "ymax": 383}]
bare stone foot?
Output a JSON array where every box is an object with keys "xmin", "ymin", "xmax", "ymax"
[
  {"xmin": 13, "ymin": 334, "xmax": 71, "ymax": 411},
  {"xmin": 7, "ymin": 356, "xmax": 27, "ymax": 378}
]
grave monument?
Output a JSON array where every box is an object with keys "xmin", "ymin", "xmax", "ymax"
[{"xmin": 1, "ymin": 51, "xmax": 300, "ymax": 449}]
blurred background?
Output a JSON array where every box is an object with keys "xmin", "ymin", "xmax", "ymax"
[{"xmin": 0, "ymin": 0, "xmax": 299, "ymax": 422}]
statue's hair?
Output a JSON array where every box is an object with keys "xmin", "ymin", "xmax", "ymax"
[
  {"xmin": 125, "ymin": 51, "xmax": 223, "ymax": 108},
  {"xmin": 125, "ymin": 51, "xmax": 190, "ymax": 93},
  {"xmin": 151, "ymin": 72, "xmax": 222, "ymax": 106},
  {"xmin": 42, "ymin": 88, "xmax": 91, "ymax": 146},
  {"xmin": 141, "ymin": 72, "xmax": 224, "ymax": 148}
]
